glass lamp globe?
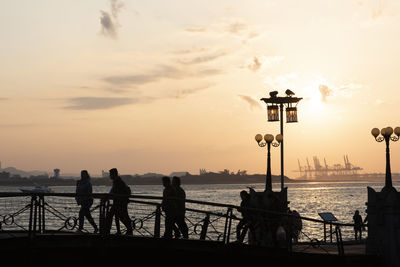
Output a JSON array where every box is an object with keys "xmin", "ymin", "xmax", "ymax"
[
  {"xmin": 386, "ymin": 127, "xmax": 394, "ymax": 136},
  {"xmin": 275, "ymin": 134, "xmax": 283, "ymax": 143},
  {"xmin": 394, "ymin": 127, "xmax": 400, "ymax": 136},
  {"xmin": 264, "ymin": 134, "xmax": 274, "ymax": 143},
  {"xmin": 255, "ymin": 134, "xmax": 263, "ymax": 143},
  {"xmin": 371, "ymin": 128, "xmax": 380, "ymax": 138}
]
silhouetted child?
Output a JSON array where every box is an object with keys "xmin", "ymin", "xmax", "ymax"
[{"xmin": 353, "ymin": 210, "xmax": 363, "ymax": 240}]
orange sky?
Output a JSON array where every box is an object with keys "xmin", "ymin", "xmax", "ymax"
[{"xmin": 0, "ymin": 0, "xmax": 399, "ymax": 178}]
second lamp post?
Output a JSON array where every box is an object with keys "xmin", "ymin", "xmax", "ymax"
[{"xmin": 255, "ymin": 133, "xmax": 283, "ymax": 191}]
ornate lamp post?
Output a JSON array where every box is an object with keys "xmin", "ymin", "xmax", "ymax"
[
  {"xmin": 366, "ymin": 126, "xmax": 400, "ymax": 265},
  {"xmin": 255, "ymin": 133, "xmax": 283, "ymax": 191},
  {"xmin": 371, "ymin": 126, "xmax": 400, "ymax": 191},
  {"xmin": 260, "ymin": 90, "xmax": 302, "ymax": 191}
]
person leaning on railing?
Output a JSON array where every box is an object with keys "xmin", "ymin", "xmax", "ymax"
[{"xmin": 236, "ymin": 190, "xmax": 252, "ymax": 243}]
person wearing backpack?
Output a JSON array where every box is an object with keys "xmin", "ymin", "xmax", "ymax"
[{"xmin": 105, "ymin": 168, "xmax": 133, "ymax": 235}]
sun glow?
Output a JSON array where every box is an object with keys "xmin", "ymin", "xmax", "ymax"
[{"xmin": 302, "ymin": 77, "xmax": 327, "ymax": 113}]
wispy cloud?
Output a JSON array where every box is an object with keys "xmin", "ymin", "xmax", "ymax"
[
  {"xmin": 227, "ymin": 21, "xmax": 248, "ymax": 34},
  {"xmin": 102, "ymin": 65, "xmax": 223, "ymax": 87},
  {"xmin": 185, "ymin": 27, "xmax": 206, "ymax": 33},
  {"xmin": 178, "ymin": 51, "xmax": 228, "ymax": 65},
  {"xmin": 318, "ymin": 85, "xmax": 332, "ymax": 102},
  {"xmin": 238, "ymin": 95, "xmax": 262, "ymax": 110},
  {"xmin": 100, "ymin": 0, "xmax": 124, "ymax": 39},
  {"xmin": 172, "ymin": 84, "xmax": 214, "ymax": 99},
  {"xmin": 65, "ymin": 97, "xmax": 137, "ymax": 110},
  {"xmin": 171, "ymin": 46, "xmax": 208, "ymax": 55},
  {"xmin": 247, "ymin": 57, "xmax": 262, "ymax": 72}
]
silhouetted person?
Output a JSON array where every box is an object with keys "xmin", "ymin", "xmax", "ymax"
[
  {"xmin": 172, "ymin": 176, "xmax": 189, "ymax": 239},
  {"xmin": 108, "ymin": 186, "xmax": 121, "ymax": 235},
  {"xmin": 289, "ymin": 209, "xmax": 302, "ymax": 243},
  {"xmin": 161, "ymin": 176, "xmax": 177, "ymax": 239},
  {"xmin": 105, "ymin": 168, "xmax": 133, "ymax": 235},
  {"xmin": 75, "ymin": 170, "xmax": 98, "ymax": 233},
  {"xmin": 236, "ymin": 190, "xmax": 252, "ymax": 242},
  {"xmin": 353, "ymin": 210, "xmax": 363, "ymax": 240}
]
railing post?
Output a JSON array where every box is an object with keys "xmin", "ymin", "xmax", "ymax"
[
  {"xmin": 41, "ymin": 196, "xmax": 46, "ymax": 233},
  {"xmin": 335, "ymin": 225, "xmax": 344, "ymax": 256},
  {"xmin": 28, "ymin": 195, "xmax": 36, "ymax": 238},
  {"xmin": 154, "ymin": 205, "xmax": 161, "ymax": 238},
  {"xmin": 200, "ymin": 213, "xmax": 210, "ymax": 240},
  {"xmin": 223, "ymin": 208, "xmax": 233, "ymax": 244},
  {"xmin": 99, "ymin": 197, "xmax": 107, "ymax": 235},
  {"xmin": 37, "ymin": 195, "xmax": 43, "ymax": 233}
]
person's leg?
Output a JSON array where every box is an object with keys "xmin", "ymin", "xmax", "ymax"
[
  {"xmin": 115, "ymin": 216, "xmax": 121, "ymax": 234},
  {"xmin": 105, "ymin": 205, "xmax": 116, "ymax": 234},
  {"xmin": 164, "ymin": 214, "xmax": 174, "ymax": 239},
  {"xmin": 175, "ymin": 215, "xmax": 188, "ymax": 239},
  {"xmin": 83, "ymin": 203, "xmax": 98, "ymax": 232},
  {"xmin": 78, "ymin": 206, "xmax": 85, "ymax": 230},
  {"xmin": 173, "ymin": 224, "xmax": 181, "ymax": 238},
  {"xmin": 116, "ymin": 203, "xmax": 132, "ymax": 234},
  {"xmin": 236, "ymin": 220, "xmax": 245, "ymax": 240}
]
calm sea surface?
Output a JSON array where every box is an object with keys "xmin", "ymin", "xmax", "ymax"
[{"xmin": 1, "ymin": 181, "xmax": 398, "ymax": 241}]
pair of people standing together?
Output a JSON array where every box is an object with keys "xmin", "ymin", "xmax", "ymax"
[
  {"xmin": 161, "ymin": 176, "xmax": 189, "ymax": 239},
  {"xmin": 75, "ymin": 168, "xmax": 132, "ymax": 234}
]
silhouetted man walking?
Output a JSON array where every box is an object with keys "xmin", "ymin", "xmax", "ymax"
[
  {"xmin": 106, "ymin": 168, "xmax": 133, "ymax": 235},
  {"xmin": 161, "ymin": 176, "xmax": 176, "ymax": 239},
  {"xmin": 172, "ymin": 176, "xmax": 189, "ymax": 239}
]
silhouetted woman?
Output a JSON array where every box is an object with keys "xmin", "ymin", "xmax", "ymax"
[{"xmin": 75, "ymin": 170, "xmax": 98, "ymax": 233}]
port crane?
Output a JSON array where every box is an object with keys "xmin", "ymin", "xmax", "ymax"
[{"xmin": 295, "ymin": 155, "xmax": 363, "ymax": 179}]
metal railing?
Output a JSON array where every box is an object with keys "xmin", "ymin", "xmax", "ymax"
[{"xmin": 0, "ymin": 192, "xmax": 364, "ymax": 255}]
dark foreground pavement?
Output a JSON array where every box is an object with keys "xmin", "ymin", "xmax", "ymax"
[{"xmin": 0, "ymin": 234, "xmax": 383, "ymax": 267}]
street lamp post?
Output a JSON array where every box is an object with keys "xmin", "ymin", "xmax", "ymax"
[
  {"xmin": 371, "ymin": 126, "xmax": 400, "ymax": 191},
  {"xmin": 367, "ymin": 126, "xmax": 400, "ymax": 264},
  {"xmin": 260, "ymin": 90, "xmax": 302, "ymax": 191},
  {"xmin": 255, "ymin": 134, "xmax": 283, "ymax": 191}
]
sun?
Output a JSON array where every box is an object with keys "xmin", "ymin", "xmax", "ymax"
[{"xmin": 302, "ymin": 77, "xmax": 328, "ymax": 114}]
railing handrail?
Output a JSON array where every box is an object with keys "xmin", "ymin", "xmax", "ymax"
[{"xmin": 0, "ymin": 192, "xmax": 359, "ymax": 227}]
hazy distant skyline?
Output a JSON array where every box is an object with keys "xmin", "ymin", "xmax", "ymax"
[{"xmin": 1, "ymin": 0, "xmax": 399, "ymax": 179}]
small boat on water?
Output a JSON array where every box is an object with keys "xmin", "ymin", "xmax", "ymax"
[{"xmin": 20, "ymin": 185, "xmax": 53, "ymax": 193}]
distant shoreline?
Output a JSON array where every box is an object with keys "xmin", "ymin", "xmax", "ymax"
[{"xmin": 0, "ymin": 173, "xmax": 394, "ymax": 187}]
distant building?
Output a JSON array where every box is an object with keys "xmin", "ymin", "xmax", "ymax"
[
  {"xmin": 102, "ymin": 170, "xmax": 109, "ymax": 178},
  {"xmin": 169, "ymin": 172, "xmax": 189, "ymax": 177},
  {"xmin": 52, "ymin": 169, "xmax": 60, "ymax": 179},
  {"xmin": 199, "ymin": 169, "xmax": 207, "ymax": 175}
]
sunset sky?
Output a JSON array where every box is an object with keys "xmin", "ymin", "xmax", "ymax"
[{"xmin": 0, "ymin": 0, "xmax": 399, "ymax": 178}]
